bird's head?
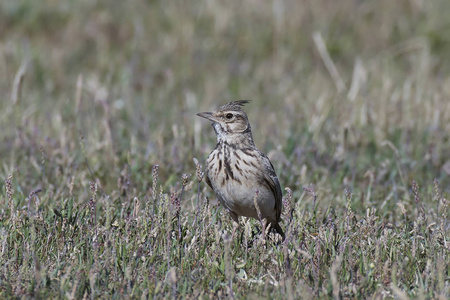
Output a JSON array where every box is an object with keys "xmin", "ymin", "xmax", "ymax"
[{"xmin": 197, "ymin": 100, "xmax": 252, "ymax": 140}]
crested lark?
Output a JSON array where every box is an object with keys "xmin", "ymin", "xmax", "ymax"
[{"xmin": 197, "ymin": 100, "xmax": 285, "ymax": 240}]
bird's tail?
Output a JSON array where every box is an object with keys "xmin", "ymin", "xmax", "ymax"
[{"xmin": 270, "ymin": 222, "xmax": 285, "ymax": 241}]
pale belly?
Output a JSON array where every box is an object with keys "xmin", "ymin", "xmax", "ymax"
[{"xmin": 209, "ymin": 168, "xmax": 277, "ymax": 221}]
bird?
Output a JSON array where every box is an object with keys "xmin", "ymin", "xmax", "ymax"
[{"xmin": 197, "ymin": 100, "xmax": 285, "ymax": 240}]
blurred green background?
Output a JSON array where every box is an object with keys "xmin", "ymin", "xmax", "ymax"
[{"xmin": 1, "ymin": 0, "xmax": 448, "ymax": 195}]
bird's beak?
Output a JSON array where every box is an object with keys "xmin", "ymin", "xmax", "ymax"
[{"xmin": 196, "ymin": 112, "xmax": 219, "ymax": 123}]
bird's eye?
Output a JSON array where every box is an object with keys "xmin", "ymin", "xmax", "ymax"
[{"xmin": 225, "ymin": 113, "xmax": 233, "ymax": 119}]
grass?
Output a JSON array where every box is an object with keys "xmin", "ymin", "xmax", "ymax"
[{"xmin": 0, "ymin": 0, "xmax": 449, "ymax": 298}]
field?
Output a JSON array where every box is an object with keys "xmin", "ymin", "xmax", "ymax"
[{"xmin": 0, "ymin": 0, "xmax": 449, "ymax": 298}]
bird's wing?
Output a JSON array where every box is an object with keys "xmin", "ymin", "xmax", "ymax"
[
  {"xmin": 205, "ymin": 167, "xmax": 213, "ymax": 190},
  {"xmin": 259, "ymin": 152, "xmax": 283, "ymax": 222}
]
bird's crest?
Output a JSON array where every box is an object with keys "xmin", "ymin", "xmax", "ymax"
[{"xmin": 218, "ymin": 100, "xmax": 250, "ymax": 112}]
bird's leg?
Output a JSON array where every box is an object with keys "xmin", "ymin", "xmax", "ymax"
[
  {"xmin": 261, "ymin": 219, "xmax": 267, "ymax": 242},
  {"xmin": 229, "ymin": 211, "xmax": 240, "ymax": 241},
  {"xmin": 231, "ymin": 221, "xmax": 239, "ymax": 241}
]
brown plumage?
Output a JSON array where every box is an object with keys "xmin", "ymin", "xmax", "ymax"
[{"xmin": 197, "ymin": 100, "xmax": 284, "ymax": 240}]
